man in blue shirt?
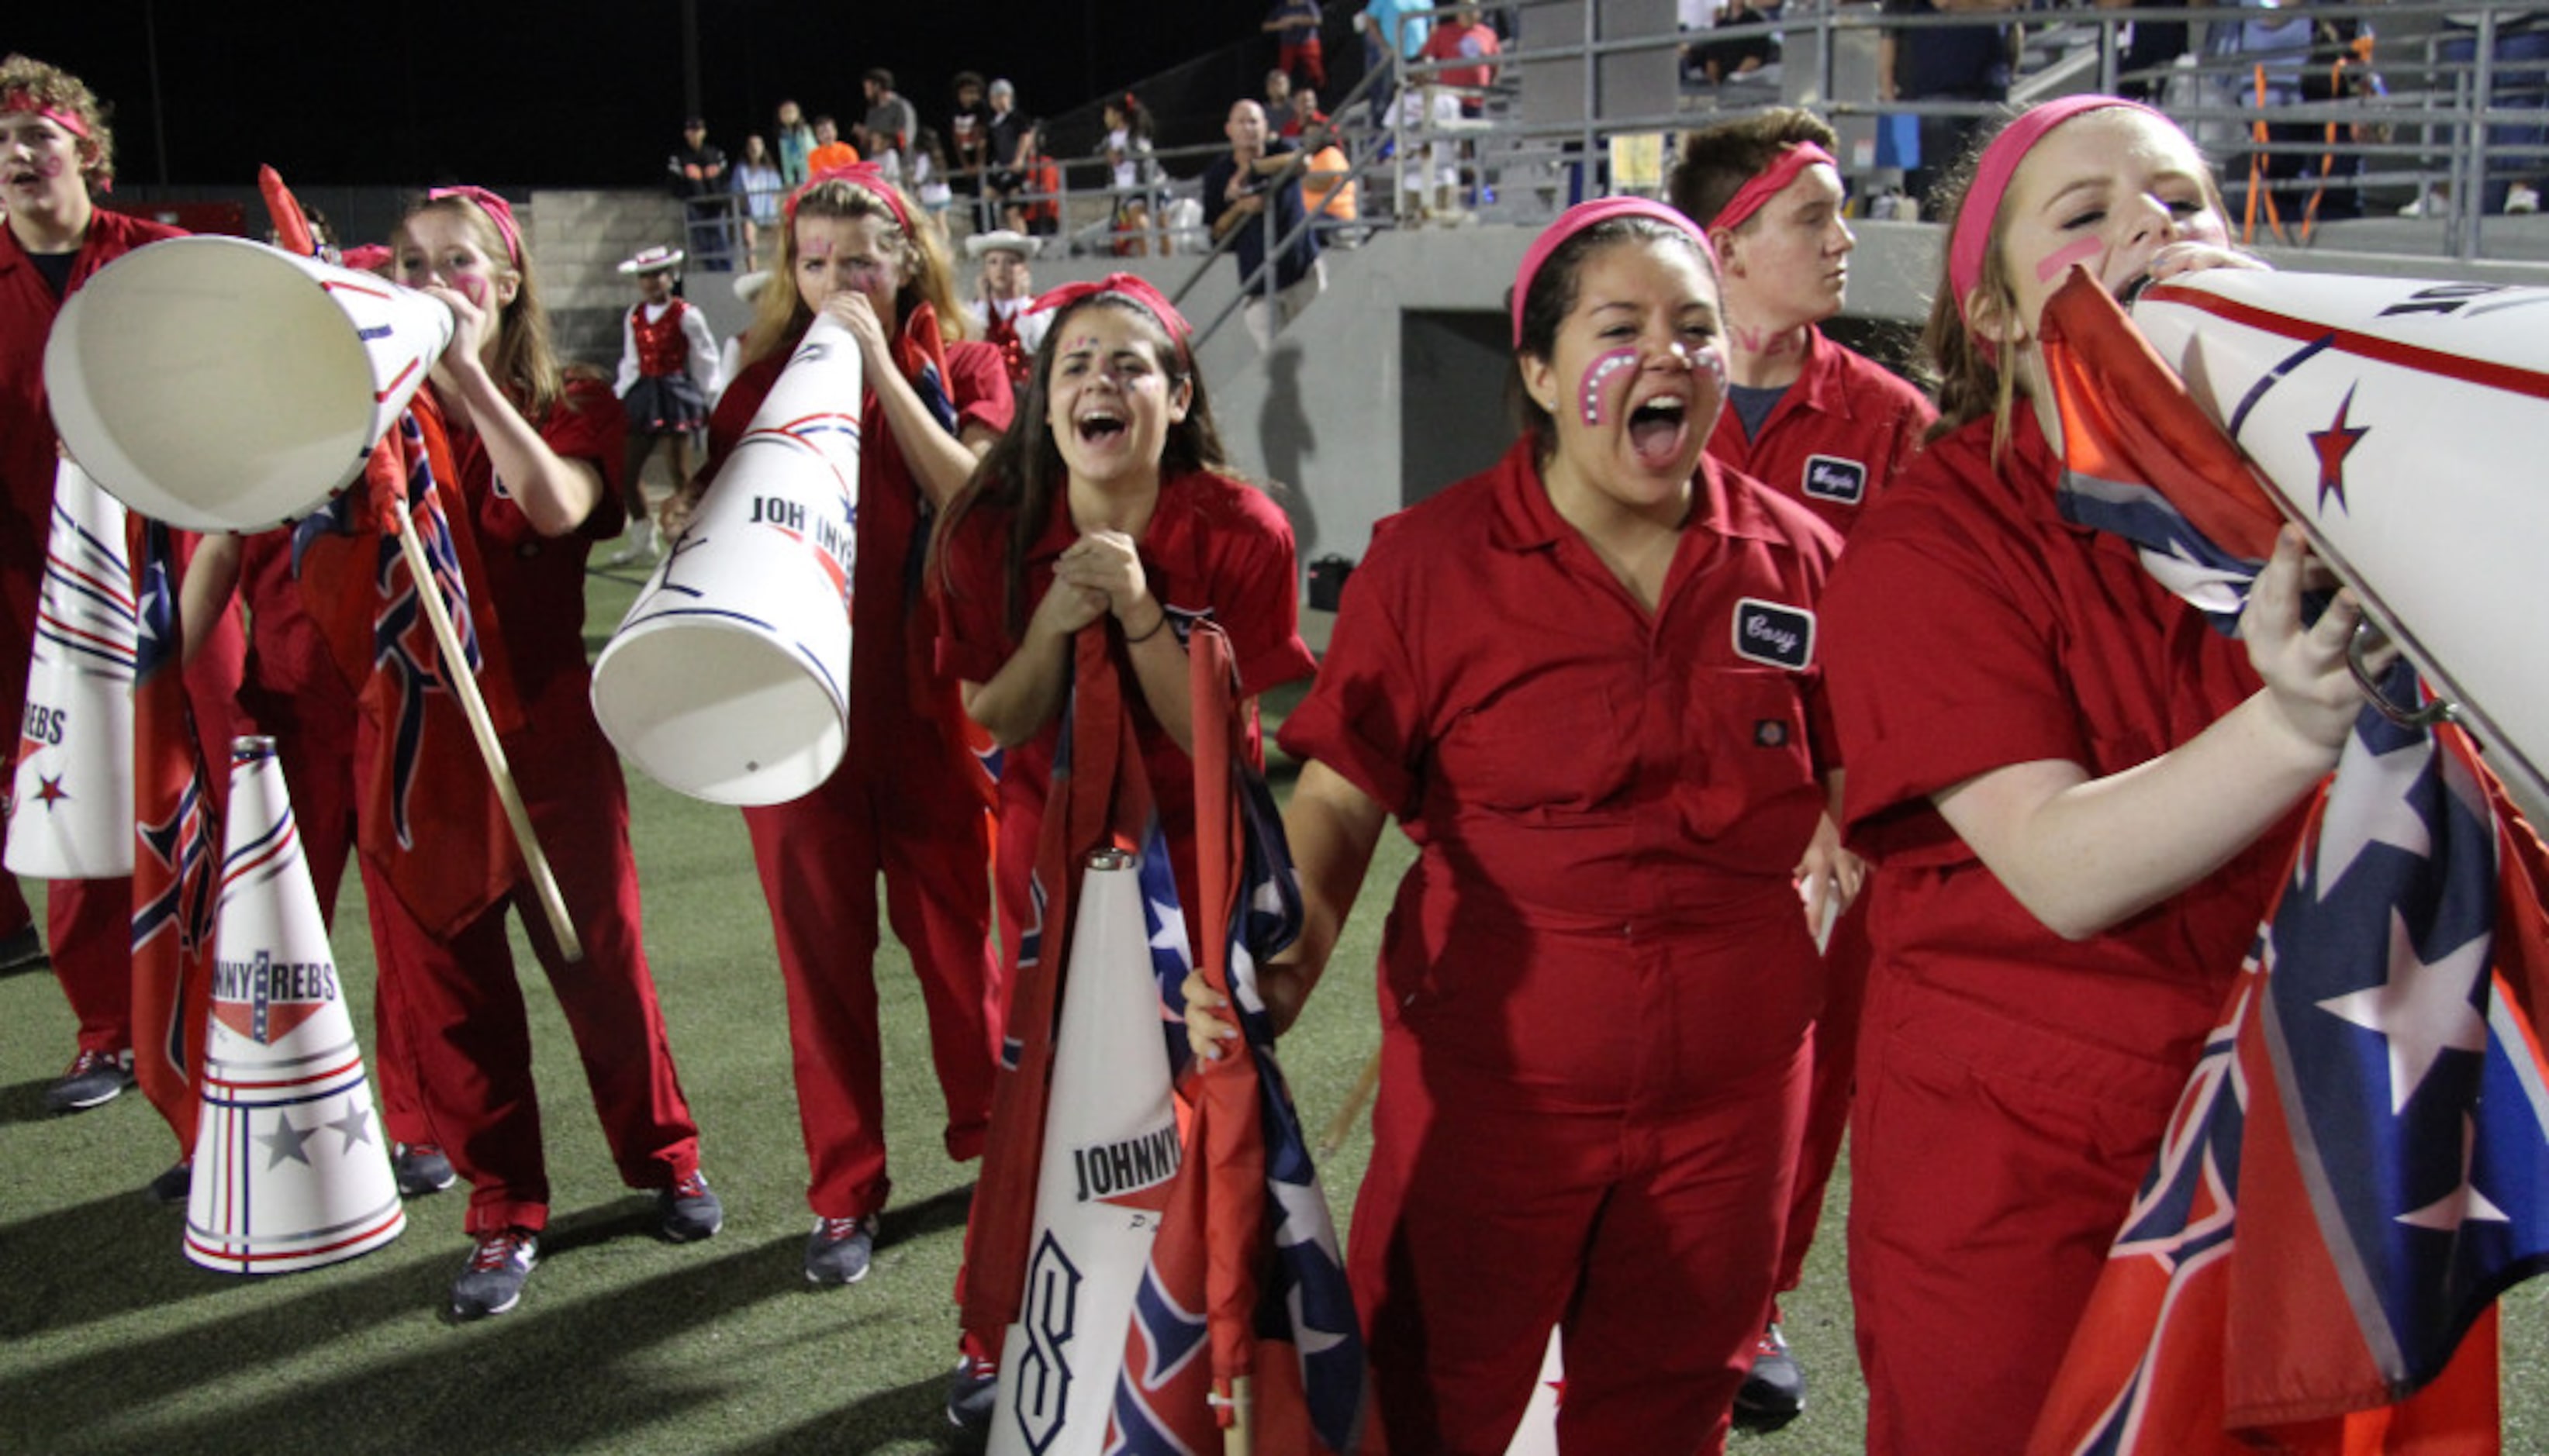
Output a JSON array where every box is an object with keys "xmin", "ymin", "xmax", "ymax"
[{"xmin": 1201, "ymin": 98, "xmax": 1327, "ymax": 348}]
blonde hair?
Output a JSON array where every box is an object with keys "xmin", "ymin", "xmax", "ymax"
[
  {"xmin": 394, "ymin": 192, "xmax": 568, "ymax": 421},
  {"xmin": 0, "ymin": 54, "xmax": 113, "ymax": 191},
  {"xmin": 744, "ymin": 176, "xmax": 968, "ymax": 367}
]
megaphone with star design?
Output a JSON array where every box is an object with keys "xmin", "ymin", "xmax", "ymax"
[
  {"xmin": 185, "ymin": 736, "xmax": 404, "ymax": 1275},
  {"xmin": 2103, "ymin": 270, "xmax": 2549, "ymax": 809}
]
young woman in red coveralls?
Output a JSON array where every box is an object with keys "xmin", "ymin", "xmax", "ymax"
[
  {"xmin": 1193, "ymin": 199, "xmax": 1854, "ymax": 1454},
  {"xmin": 1667, "ymin": 105, "xmax": 1936, "ymax": 1425},
  {"xmin": 385, "ymin": 189, "xmax": 718, "ymax": 1320},
  {"xmin": 931, "ymin": 274, "xmax": 1316, "ymax": 1425},
  {"xmin": 668, "ymin": 167, "xmax": 1010, "ymax": 1289},
  {"xmin": 1816, "ymin": 98, "xmax": 2378, "ymax": 1455}
]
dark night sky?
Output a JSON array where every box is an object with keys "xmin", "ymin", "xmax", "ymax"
[{"xmin": 13, "ymin": 2, "xmax": 1274, "ymax": 190}]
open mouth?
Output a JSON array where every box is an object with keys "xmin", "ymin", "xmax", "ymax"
[
  {"xmin": 1627, "ymin": 395, "xmax": 1691, "ymax": 469},
  {"xmin": 1076, "ymin": 409, "xmax": 1128, "ymax": 445}
]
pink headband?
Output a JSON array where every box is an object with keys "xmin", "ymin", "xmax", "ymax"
[
  {"xmin": 1947, "ymin": 95, "xmax": 2162, "ymax": 312},
  {"xmin": 1711, "ymin": 141, "xmax": 1837, "ymax": 234},
  {"xmin": 424, "ymin": 185, "xmax": 523, "ymax": 267},
  {"xmin": 2, "ymin": 91, "xmax": 90, "ymax": 138},
  {"xmin": 785, "ymin": 162, "xmax": 913, "ymax": 232},
  {"xmin": 1030, "ymin": 274, "xmax": 1193, "ymax": 363},
  {"xmin": 1511, "ymin": 196, "xmax": 1714, "ymax": 348}
]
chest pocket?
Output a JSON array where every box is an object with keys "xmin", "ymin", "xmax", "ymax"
[
  {"xmin": 1435, "ymin": 675, "xmax": 1632, "ymax": 819},
  {"xmin": 1679, "ymin": 666, "xmax": 1818, "ymax": 840}
]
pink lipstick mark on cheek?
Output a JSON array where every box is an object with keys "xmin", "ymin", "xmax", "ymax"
[
  {"xmin": 457, "ymin": 274, "xmax": 489, "ymax": 307},
  {"xmin": 2035, "ymin": 236, "xmax": 2104, "ymax": 285},
  {"xmin": 1577, "ymin": 347, "xmax": 1641, "ymax": 426}
]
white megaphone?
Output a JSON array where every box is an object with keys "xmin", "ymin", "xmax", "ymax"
[
  {"xmin": 589, "ymin": 314, "xmax": 863, "ymax": 806},
  {"xmin": 2126, "ymin": 270, "xmax": 2549, "ymax": 808},
  {"xmin": 5, "ymin": 460, "xmax": 136, "ymax": 879},
  {"xmin": 43, "ymin": 235, "xmax": 454, "ymax": 533}
]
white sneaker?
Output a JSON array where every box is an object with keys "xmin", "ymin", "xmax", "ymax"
[
  {"xmin": 2509, "ymin": 184, "xmax": 2541, "ymax": 214},
  {"xmin": 2398, "ymin": 188, "xmax": 2444, "ymax": 218},
  {"xmin": 603, "ymin": 519, "xmax": 656, "ymax": 566}
]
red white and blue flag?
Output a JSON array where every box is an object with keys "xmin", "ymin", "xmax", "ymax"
[
  {"xmin": 129, "ymin": 519, "xmax": 222, "ymax": 1151},
  {"xmin": 2027, "ymin": 271, "xmax": 2546, "ymax": 1454},
  {"xmin": 292, "ymin": 401, "xmax": 524, "ymax": 936},
  {"xmin": 1104, "ymin": 621, "xmax": 1369, "ymax": 1456}
]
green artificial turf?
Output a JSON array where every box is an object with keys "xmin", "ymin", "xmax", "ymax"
[{"xmin": 0, "ymin": 562, "xmax": 2539, "ymax": 1454}]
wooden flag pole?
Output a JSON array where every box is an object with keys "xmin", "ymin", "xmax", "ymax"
[
  {"xmin": 389, "ymin": 489, "xmax": 582, "ymax": 962},
  {"xmin": 1317, "ymin": 1047, "xmax": 1383, "ymax": 1161}
]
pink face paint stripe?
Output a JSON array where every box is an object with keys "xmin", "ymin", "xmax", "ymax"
[
  {"xmin": 1578, "ymin": 347, "xmax": 1641, "ymax": 426},
  {"xmin": 2034, "ymin": 236, "xmax": 2105, "ymax": 285}
]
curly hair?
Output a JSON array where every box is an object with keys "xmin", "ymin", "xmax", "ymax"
[{"xmin": 0, "ymin": 54, "xmax": 115, "ymax": 192}]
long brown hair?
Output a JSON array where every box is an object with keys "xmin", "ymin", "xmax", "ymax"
[
  {"xmin": 743, "ymin": 175, "xmax": 967, "ymax": 368},
  {"xmin": 932, "ymin": 293, "xmax": 1230, "ymax": 638},
  {"xmin": 394, "ymin": 192, "xmax": 568, "ymax": 420}
]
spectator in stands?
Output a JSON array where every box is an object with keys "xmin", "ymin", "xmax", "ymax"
[
  {"xmin": 1421, "ymin": 4, "xmax": 1504, "ymax": 117},
  {"xmin": 983, "ymin": 78, "xmax": 1032, "ymax": 233},
  {"xmin": 1204, "ymin": 98, "xmax": 1327, "ymax": 347},
  {"xmin": 911, "ymin": 126, "xmax": 957, "ymax": 233},
  {"xmin": 949, "ymin": 71, "xmax": 994, "ymax": 216},
  {"xmin": 1007, "ymin": 121, "xmax": 1062, "ymax": 240},
  {"xmin": 775, "ymin": 98, "xmax": 817, "ymax": 186},
  {"xmin": 1266, "ymin": 0, "xmax": 1329, "ymax": 90},
  {"xmin": 1104, "ymin": 94, "xmax": 1164, "ymax": 256},
  {"xmin": 2426, "ymin": 9, "xmax": 2547, "ymax": 215},
  {"xmin": 856, "ymin": 67, "xmax": 918, "ymax": 179},
  {"xmin": 1670, "ymin": 103, "xmax": 1936, "ymax": 1437},
  {"xmin": 1691, "ymin": 0, "xmax": 1783, "ymax": 87},
  {"xmin": 1303, "ymin": 119, "xmax": 1362, "ymax": 243},
  {"xmin": 1879, "ymin": 0, "xmax": 2019, "ymax": 209},
  {"xmin": 668, "ymin": 116, "xmax": 735, "ymax": 271},
  {"xmin": 2095, "ymin": 0, "xmax": 2191, "ymax": 102},
  {"xmin": 2223, "ymin": 1, "xmax": 2382, "ymax": 233},
  {"xmin": 806, "ymin": 113, "xmax": 860, "ymax": 174},
  {"xmin": 732, "ymin": 133, "xmax": 786, "ymax": 267},
  {"xmin": 1266, "ymin": 67, "xmax": 1303, "ymax": 137},
  {"xmin": 1359, "ymin": 0, "xmax": 1434, "ymax": 117}
]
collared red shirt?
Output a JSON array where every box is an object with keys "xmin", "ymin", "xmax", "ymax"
[
  {"xmin": 1821, "ymin": 409, "xmax": 2300, "ymax": 1064},
  {"xmin": 1704, "ymin": 326, "xmax": 1934, "ymax": 540}
]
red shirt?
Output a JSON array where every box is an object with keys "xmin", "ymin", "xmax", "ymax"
[
  {"xmin": 1819, "ymin": 409, "xmax": 2300, "ymax": 1063},
  {"xmin": 444, "ymin": 377, "xmax": 628, "ymax": 724},
  {"xmin": 1280, "ymin": 437, "xmax": 1840, "ymax": 1094},
  {"xmin": 936, "ymin": 469, "xmax": 1316, "ymax": 948},
  {"xmin": 1419, "ymin": 18, "xmax": 1503, "ymax": 90},
  {"xmin": 0, "ymin": 211, "xmax": 185, "ymax": 639},
  {"xmin": 1704, "ymin": 326, "xmax": 1933, "ymax": 540},
  {"xmin": 706, "ymin": 326, "xmax": 1014, "ymax": 737}
]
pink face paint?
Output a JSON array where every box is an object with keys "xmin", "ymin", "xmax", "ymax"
[
  {"xmin": 2035, "ymin": 235, "xmax": 2105, "ymax": 285},
  {"xmin": 456, "ymin": 273, "xmax": 489, "ymax": 307},
  {"xmin": 1577, "ymin": 347, "xmax": 1641, "ymax": 427},
  {"xmin": 32, "ymin": 154, "xmax": 64, "ymax": 180},
  {"xmin": 1692, "ymin": 343, "xmax": 1729, "ymax": 439}
]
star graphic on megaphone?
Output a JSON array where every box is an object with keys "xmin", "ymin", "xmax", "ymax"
[{"xmin": 2309, "ymin": 385, "xmax": 2371, "ymax": 513}]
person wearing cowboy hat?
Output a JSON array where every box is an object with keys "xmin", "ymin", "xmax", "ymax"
[
  {"xmin": 960, "ymin": 229, "xmax": 1047, "ymax": 392},
  {"xmin": 608, "ymin": 243, "xmax": 720, "ymax": 564}
]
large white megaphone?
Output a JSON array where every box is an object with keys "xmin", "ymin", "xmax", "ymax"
[
  {"xmin": 43, "ymin": 235, "xmax": 453, "ymax": 533},
  {"xmin": 2128, "ymin": 270, "xmax": 2549, "ymax": 807},
  {"xmin": 5, "ymin": 461, "xmax": 136, "ymax": 879},
  {"xmin": 589, "ymin": 315, "xmax": 862, "ymax": 806}
]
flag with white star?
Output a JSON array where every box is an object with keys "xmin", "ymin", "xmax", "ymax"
[
  {"xmin": 2025, "ymin": 270, "xmax": 2549, "ymax": 1455},
  {"xmin": 1106, "ymin": 622, "xmax": 1366, "ymax": 1456}
]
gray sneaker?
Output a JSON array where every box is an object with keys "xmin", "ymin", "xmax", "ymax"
[
  {"xmin": 393, "ymin": 1143, "xmax": 456, "ymax": 1198},
  {"xmin": 43, "ymin": 1048, "xmax": 133, "ymax": 1114},
  {"xmin": 658, "ymin": 1170, "xmax": 724, "ymax": 1242},
  {"xmin": 451, "ymin": 1228, "xmax": 538, "ymax": 1320},
  {"xmin": 803, "ymin": 1213, "xmax": 879, "ymax": 1285}
]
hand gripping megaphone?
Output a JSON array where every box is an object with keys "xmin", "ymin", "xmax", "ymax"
[
  {"xmin": 589, "ymin": 315, "xmax": 863, "ymax": 806},
  {"xmin": 2122, "ymin": 269, "xmax": 2549, "ymax": 806},
  {"xmin": 43, "ymin": 235, "xmax": 453, "ymax": 532}
]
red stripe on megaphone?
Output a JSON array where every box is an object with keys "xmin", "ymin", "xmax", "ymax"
[{"xmin": 2145, "ymin": 283, "xmax": 2549, "ymax": 402}]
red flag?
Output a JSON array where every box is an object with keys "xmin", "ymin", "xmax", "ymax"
[
  {"xmin": 128, "ymin": 520, "xmax": 220, "ymax": 1153},
  {"xmin": 962, "ymin": 624, "xmax": 1147, "ymax": 1352},
  {"xmin": 2026, "ymin": 268, "xmax": 2538, "ymax": 1456},
  {"xmin": 290, "ymin": 399, "xmax": 526, "ymax": 936},
  {"xmin": 1104, "ymin": 623, "xmax": 1368, "ymax": 1455}
]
